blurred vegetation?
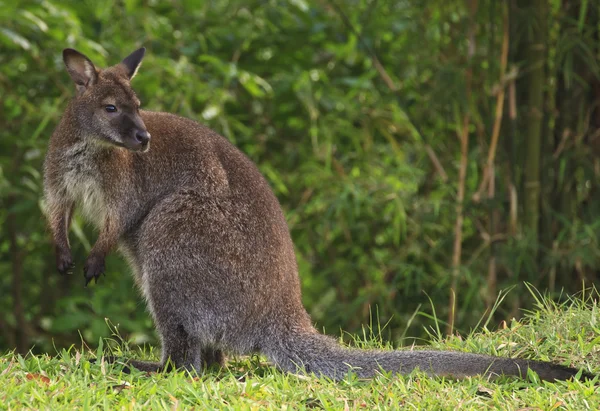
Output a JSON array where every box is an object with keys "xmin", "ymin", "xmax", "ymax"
[{"xmin": 1, "ymin": 0, "xmax": 599, "ymax": 354}]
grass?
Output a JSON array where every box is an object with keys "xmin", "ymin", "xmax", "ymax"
[{"xmin": 1, "ymin": 291, "xmax": 599, "ymax": 410}]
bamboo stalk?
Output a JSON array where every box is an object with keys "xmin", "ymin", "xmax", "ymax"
[
  {"xmin": 448, "ymin": 0, "xmax": 478, "ymax": 335},
  {"xmin": 487, "ymin": 3, "xmax": 509, "ymax": 308},
  {"xmin": 473, "ymin": 4, "xmax": 510, "ymax": 202},
  {"xmin": 523, "ymin": 0, "xmax": 548, "ymax": 239},
  {"xmin": 448, "ymin": 112, "xmax": 471, "ymax": 334},
  {"xmin": 486, "ymin": 170, "xmax": 498, "ymax": 309},
  {"xmin": 508, "ymin": 76, "xmax": 518, "ymax": 236}
]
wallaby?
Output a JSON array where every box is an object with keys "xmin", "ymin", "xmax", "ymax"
[{"xmin": 44, "ymin": 47, "xmax": 595, "ymax": 382}]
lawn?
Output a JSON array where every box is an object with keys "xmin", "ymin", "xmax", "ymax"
[{"xmin": 1, "ymin": 293, "xmax": 598, "ymax": 410}]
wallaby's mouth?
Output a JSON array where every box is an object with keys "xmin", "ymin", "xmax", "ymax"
[
  {"xmin": 113, "ymin": 138, "xmax": 150, "ymax": 152},
  {"xmin": 139, "ymin": 141, "xmax": 150, "ymax": 152},
  {"xmin": 122, "ymin": 140, "xmax": 150, "ymax": 152}
]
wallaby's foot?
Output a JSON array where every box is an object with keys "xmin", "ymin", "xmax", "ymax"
[
  {"xmin": 94, "ymin": 356, "xmax": 163, "ymax": 374},
  {"xmin": 202, "ymin": 349, "xmax": 225, "ymax": 369},
  {"xmin": 55, "ymin": 247, "xmax": 74, "ymax": 275},
  {"xmin": 97, "ymin": 355, "xmax": 210, "ymax": 375},
  {"xmin": 96, "ymin": 352, "xmax": 225, "ymax": 374},
  {"xmin": 83, "ymin": 254, "xmax": 105, "ymax": 286},
  {"xmin": 123, "ymin": 359, "xmax": 164, "ymax": 373}
]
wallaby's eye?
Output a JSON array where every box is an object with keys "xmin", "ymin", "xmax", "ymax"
[{"xmin": 105, "ymin": 105, "xmax": 117, "ymax": 113}]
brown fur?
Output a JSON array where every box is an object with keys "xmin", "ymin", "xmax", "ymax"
[{"xmin": 43, "ymin": 48, "xmax": 595, "ymax": 382}]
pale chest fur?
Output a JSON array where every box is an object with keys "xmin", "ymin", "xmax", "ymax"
[{"xmin": 60, "ymin": 142, "xmax": 108, "ymax": 228}]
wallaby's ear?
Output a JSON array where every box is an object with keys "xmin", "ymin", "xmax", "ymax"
[
  {"xmin": 120, "ymin": 47, "xmax": 146, "ymax": 80},
  {"xmin": 63, "ymin": 48, "xmax": 98, "ymax": 95}
]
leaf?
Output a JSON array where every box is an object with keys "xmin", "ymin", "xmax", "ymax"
[
  {"xmin": 476, "ymin": 385, "xmax": 494, "ymax": 397},
  {"xmin": 71, "ymin": 218, "xmax": 92, "ymax": 250},
  {"xmin": 21, "ymin": 10, "xmax": 48, "ymax": 32},
  {"xmin": 0, "ymin": 360, "xmax": 14, "ymax": 376},
  {"xmin": 577, "ymin": 0, "xmax": 589, "ymax": 33},
  {"xmin": 0, "ymin": 28, "xmax": 31, "ymax": 50},
  {"xmin": 238, "ymin": 71, "xmax": 272, "ymax": 98},
  {"xmin": 25, "ymin": 373, "xmax": 51, "ymax": 385},
  {"xmin": 201, "ymin": 104, "xmax": 221, "ymax": 121}
]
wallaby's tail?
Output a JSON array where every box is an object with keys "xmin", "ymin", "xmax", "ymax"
[{"xmin": 265, "ymin": 330, "xmax": 594, "ymax": 382}]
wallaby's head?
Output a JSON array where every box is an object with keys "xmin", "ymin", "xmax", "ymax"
[{"xmin": 63, "ymin": 47, "xmax": 151, "ymax": 152}]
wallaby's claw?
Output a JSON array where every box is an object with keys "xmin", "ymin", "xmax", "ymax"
[
  {"xmin": 56, "ymin": 250, "xmax": 74, "ymax": 275},
  {"xmin": 59, "ymin": 261, "xmax": 75, "ymax": 275},
  {"xmin": 84, "ymin": 255, "xmax": 105, "ymax": 286}
]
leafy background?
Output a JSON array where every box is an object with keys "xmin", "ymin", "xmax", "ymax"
[{"xmin": 1, "ymin": 0, "xmax": 599, "ymax": 354}]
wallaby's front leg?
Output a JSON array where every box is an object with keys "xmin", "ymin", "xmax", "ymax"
[
  {"xmin": 84, "ymin": 215, "xmax": 122, "ymax": 286},
  {"xmin": 47, "ymin": 199, "xmax": 75, "ymax": 275}
]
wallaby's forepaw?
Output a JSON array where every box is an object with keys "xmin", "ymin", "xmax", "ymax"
[
  {"xmin": 56, "ymin": 248, "xmax": 74, "ymax": 275},
  {"xmin": 84, "ymin": 255, "xmax": 105, "ymax": 286}
]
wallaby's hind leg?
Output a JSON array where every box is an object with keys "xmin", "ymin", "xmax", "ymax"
[
  {"xmin": 122, "ymin": 359, "xmax": 163, "ymax": 373},
  {"xmin": 109, "ymin": 320, "xmax": 204, "ymax": 373},
  {"xmin": 105, "ymin": 347, "xmax": 221, "ymax": 374},
  {"xmin": 202, "ymin": 349, "xmax": 225, "ymax": 369},
  {"xmin": 157, "ymin": 323, "xmax": 203, "ymax": 372},
  {"xmin": 101, "ymin": 322, "xmax": 202, "ymax": 373}
]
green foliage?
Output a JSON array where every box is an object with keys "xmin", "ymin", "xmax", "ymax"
[{"xmin": 1, "ymin": 0, "xmax": 599, "ymax": 353}]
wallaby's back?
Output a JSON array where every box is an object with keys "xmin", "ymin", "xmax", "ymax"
[{"xmin": 44, "ymin": 47, "xmax": 596, "ymax": 383}]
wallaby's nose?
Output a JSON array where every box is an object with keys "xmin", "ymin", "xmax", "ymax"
[{"xmin": 135, "ymin": 130, "xmax": 151, "ymax": 145}]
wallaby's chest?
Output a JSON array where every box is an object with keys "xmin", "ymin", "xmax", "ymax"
[{"xmin": 61, "ymin": 143, "xmax": 108, "ymax": 227}]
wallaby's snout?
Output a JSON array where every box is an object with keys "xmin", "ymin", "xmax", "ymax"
[
  {"xmin": 135, "ymin": 129, "xmax": 151, "ymax": 147},
  {"xmin": 118, "ymin": 120, "xmax": 150, "ymax": 152},
  {"xmin": 127, "ymin": 128, "xmax": 151, "ymax": 152},
  {"xmin": 118, "ymin": 110, "xmax": 151, "ymax": 151}
]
